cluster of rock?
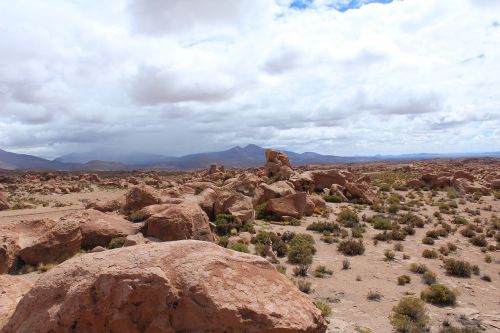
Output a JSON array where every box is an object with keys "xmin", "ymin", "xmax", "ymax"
[{"xmin": 407, "ymin": 170, "xmax": 492, "ymax": 195}]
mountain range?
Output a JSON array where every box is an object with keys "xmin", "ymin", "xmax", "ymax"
[{"xmin": 1, "ymin": 145, "xmax": 499, "ymax": 171}]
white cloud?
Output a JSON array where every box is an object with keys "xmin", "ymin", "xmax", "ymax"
[{"xmin": 0, "ymin": 0, "xmax": 499, "ymax": 158}]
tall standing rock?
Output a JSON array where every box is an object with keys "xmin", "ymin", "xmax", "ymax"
[
  {"xmin": 0, "ymin": 192, "xmax": 9, "ymax": 211},
  {"xmin": 264, "ymin": 148, "xmax": 293, "ymax": 180},
  {"xmin": 2, "ymin": 241, "xmax": 327, "ymax": 333}
]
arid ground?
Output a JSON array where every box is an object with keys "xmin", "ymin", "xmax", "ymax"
[{"xmin": 0, "ymin": 153, "xmax": 499, "ymax": 332}]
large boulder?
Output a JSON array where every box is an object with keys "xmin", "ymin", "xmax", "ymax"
[
  {"xmin": 253, "ymin": 181, "xmax": 296, "ymax": 206},
  {"xmin": 0, "ymin": 192, "xmax": 9, "ymax": 211},
  {"xmin": 2, "ymin": 241, "xmax": 326, "ymax": 333},
  {"xmin": 452, "ymin": 170, "xmax": 475, "ymax": 182},
  {"xmin": 266, "ymin": 192, "xmax": 307, "ymax": 219},
  {"xmin": 122, "ymin": 185, "xmax": 160, "ymax": 214},
  {"xmin": 145, "ymin": 203, "xmax": 214, "ymax": 242},
  {"xmin": 0, "ymin": 276, "xmax": 33, "ymax": 330},
  {"xmin": 296, "ymin": 170, "xmax": 347, "ymax": 193},
  {"xmin": 344, "ymin": 183, "xmax": 376, "ymax": 205},
  {"xmin": 65, "ymin": 209, "xmax": 141, "ymax": 249},
  {"xmin": 264, "ymin": 149, "xmax": 293, "ymax": 180},
  {"xmin": 215, "ymin": 191, "xmax": 255, "ymax": 225},
  {"xmin": 195, "ymin": 188, "xmax": 218, "ymax": 220},
  {"xmin": 0, "ymin": 218, "xmax": 81, "ymax": 273}
]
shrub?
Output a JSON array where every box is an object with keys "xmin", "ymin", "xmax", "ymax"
[
  {"xmin": 394, "ymin": 243, "xmax": 404, "ymax": 251},
  {"xmin": 422, "ymin": 271, "xmax": 437, "ymax": 285},
  {"xmin": 108, "ymin": 237, "xmax": 126, "ymax": 249},
  {"xmin": 217, "ymin": 236, "xmax": 229, "ymax": 248},
  {"xmin": 453, "ymin": 216, "xmax": 469, "ymax": 225},
  {"xmin": 371, "ymin": 215, "xmax": 393, "ymax": 230},
  {"xmin": 439, "ymin": 325, "xmax": 481, "ymax": 333},
  {"xmin": 297, "ymin": 279, "xmax": 312, "ymax": 293},
  {"xmin": 481, "ymin": 274, "xmax": 492, "ymax": 282},
  {"xmin": 255, "ymin": 203, "xmax": 272, "ymax": 220},
  {"xmin": 399, "ymin": 213, "xmax": 424, "ymax": 227},
  {"xmin": 337, "ymin": 208, "xmax": 359, "ymax": 227},
  {"xmin": 288, "ymin": 234, "xmax": 316, "ymax": 265},
  {"xmin": 460, "ymin": 226, "xmax": 476, "ymax": 238},
  {"xmin": 314, "ymin": 265, "xmax": 333, "ymax": 278},
  {"xmin": 444, "ymin": 259, "xmax": 471, "ymax": 277},
  {"xmin": 390, "ymin": 297, "xmax": 429, "ymax": 333},
  {"xmin": 410, "ymin": 263, "xmax": 428, "ymax": 274},
  {"xmin": 254, "ymin": 231, "xmax": 288, "ymax": 257},
  {"xmin": 422, "ymin": 237, "xmax": 435, "ymax": 245},
  {"xmin": 229, "ymin": 243, "xmax": 249, "ymax": 253},
  {"xmin": 128, "ymin": 210, "xmax": 147, "ymax": 223},
  {"xmin": 398, "ymin": 275, "xmax": 411, "ymax": 285},
  {"xmin": 438, "ymin": 246, "xmax": 449, "ymax": 256},
  {"xmin": 289, "ymin": 218, "xmax": 301, "ymax": 226},
  {"xmin": 385, "ymin": 250, "xmax": 396, "ymax": 260},
  {"xmin": 307, "ymin": 221, "xmax": 340, "ymax": 233},
  {"xmin": 314, "ymin": 300, "xmax": 331, "ymax": 318},
  {"xmin": 275, "ymin": 264, "xmax": 286, "ymax": 274},
  {"xmin": 367, "ymin": 290, "xmax": 382, "ymax": 301},
  {"xmin": 351, "ymin": 227, "xmax": 364, "ymax": 238},
  {"xmin": 447, "ymin": 242, "xmax": 457, "ymax": 251},
  {"xmin": 338, "ymin": 239, "xmax": 365, "ymax": 255},
  {"xmin": 403, "ymin": 226, "xmax": 415, "ymax": 235},
  {"xmin": 36, "ymin": 263, "xmax": 55, "ymax": 273},
  {"xmin": 293, "ymin": 265, "xmax": 310, "ymax": 277},
  {"xmin": 323, "ymin": 194, "xmax": 343, "ymax": 203},
  {"xmin": 470, "ymin": 235, "xmax": 487, "ymax": 247},
  {"xmin": 420, "ymin": 284, "xmax": 456, "ymax": 306},
  {"xmin": 214, "ymin": 214, "xmax": 239, "ymax": 236},
  {"xmin": 342, "ymin": 258, "xmax": 350, "ymax": 270},
  {"xmin": 422, "ymin": 249, "xmax": 438, "ymax": 259},
  {"xmin": 472, "ymin": 265, "xmax": 480, "ymax": 276}
]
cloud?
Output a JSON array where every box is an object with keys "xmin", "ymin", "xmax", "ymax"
[{"xmin": 0, "ymin": 0, "xmax": 499, "ymax": 158}]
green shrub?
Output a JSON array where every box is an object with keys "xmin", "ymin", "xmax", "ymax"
[
  {"xmin": 255, "ymin": 203, "xmax": 272, "ymax": 220},
  {"xmin": 338, "ymin": 239, "xmax": 365, "ymax": 256},
  {"xmin": 420, "ymin": 284, "xmax": 456, "ymax": 306},
  {"xmin": 452, "ymin": 216, "xmax": 469, "ymax": 225},
  {"xmin": 293, "ymin": 265, "xmax": 310, "ymax": 277},
  {"xmin": 399, "ymin": 213, "xmax": 425, "ymax": 227},
  {"xmin": 288, "ymin": 234, "xmax": 316, "ymax": 265},
  {"xmin": 337, "ymin": 208, "xmax": 360, "ymax": 227},
  {"xmin": 439, "ymin": 325, "xmax": 481, "ymax": 333},
  {"xmin": 307, "ymin": 221, "xmax": 340, "ymax": 233},
  {"xmin": 314, "ymin": 300, "xmax": 332, "ymax": 318},
  {"xmin": 229, "ymin": 243, "xmax": 249, "ymax": 253},
  {"xmin": 217, "ymin": 236, "xmax": 229, "ymax": 248},
  {"xmin": 422, "ymin": 237, "xmax": 435, "ymax": 245},
  {"xmin": 314, "ymin": 265, "xmax": 333, "ymax": 278},
  {"xmin": 323, "ymin": 194, "xmax": 342, "ymax": 203},
  {"xmin": 214, "ymin": 214, "xmax": 239, "ymax": 236},
  {"xmin": 128, "ymin": 210, "xmax": 147, "ymax": 223},
  {"xmin": 351, "ymin": 226, "xmax": 364, "ymax": 238},
  {"xmin": 108, "ymin": 237, "xmax": 126, "ymax": 249},
  {"xmin": 372, "ymin": 216, "xmax": 393, "ymax": 230},
  {"xmin": 444, "ymin": 259, "xmax": 471, "ymax": 277},
  {"xmin": 289, "ymin": 218, "xmax": 301, "ymax": 226},
  {"xmin": 470, "ymin": 235, "xmax": 487, "ymax": 247},
  {"xmin": 390, "ymin": 297, "xmax": 429, "ymax": 333},
  {"xmin": 254, "ymin": 231, "xmax": 288, "ymax": 257}
]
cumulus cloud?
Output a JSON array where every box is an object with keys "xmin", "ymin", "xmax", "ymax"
[{"xmin": 0, "ymin": 0, "xmax": 499, "ymax": 158}]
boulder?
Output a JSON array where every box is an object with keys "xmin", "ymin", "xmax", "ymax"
[
  {"xmin": 215, "ymin": 191, "xmax": 255, "ymax": 225},
  {"xmin": 124, "ymin": 233, "xmax": 150, "ymax": 247},
  {"xmin": 344, "ymin": 183, "xmax": 376, "ymax": 205},
  {"xmin": 304, "ymin": 197, "xmax": 315, "ymax": 216},
  {"xmin": 65, "ymin": 209, "xmax": 141, "ymax": 249},
  {"xmin": 266, "ymin": 192, "xmax": 307, "ymax": 219},
  {"xmin": 145, "ymin": 203, "xmax": 214, "ymax": 242},
  {"xmin": 491, "ymin": 179, "xmax": 500, "ymax": 190},
  {"xmin": 2, "ymin": 241, "xmax": 326, "ymax": 333},
  {"xmin": 264, "ymin": 149, "xmax": 293, "ymax": 180},
  {"xmin": 0, "ymin": 218, "xmax": 81, "ymax": 272},
  {"xmin": 122, "ymin": 185, "xmax": 159, "ymax": 214},
  {"xmin": 0, "ymin": 276, "xmax": 33, "ymax": 330},
  {"xmin": 0, "ymin": 192, "xmax": 9, "ymax": 211},
  {"xmin": 253, "ymin": 181, "xmax": 296, "ymax": 206},
  {"xmin": 85, "ymin": 198, "xmax": 123, "ymax": 213},
  {"xmin": 299, "ymin": 170, "xmax": 347, "ymax": 192},
  {"xmin": 223, "ymin": 173, "xmax": 261, "ymax": 197},
  {"xmin": 452, "ymin": 170, "xmax": 475, "ymax": 182},
  {"xmin": 195, "ymin": 188, "xmax": 218, "ymax": 220}
]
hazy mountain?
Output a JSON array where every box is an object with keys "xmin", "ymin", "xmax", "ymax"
[{"xmin": 1, "ymin": 145, "xmax": 499, "ymax": 171}]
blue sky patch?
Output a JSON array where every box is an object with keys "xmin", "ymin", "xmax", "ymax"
[{"xmin": 290, "ymin": 0, "xmax": 394, "ymax": 12}]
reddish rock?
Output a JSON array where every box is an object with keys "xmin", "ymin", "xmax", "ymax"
[
  {"xmin": 253, "ymin": 181, "xmax": 296, "ymax": 206},
  {"xmin": 145, "ymin": 203, "xmax": 214, "ymax": 242},
  {"xmin": 0, "ymin": 275, "xmax": 33, "ymax": 330},
  {"xmin": 215, "ymin": 191, "xmax": 255, "ymax": 225},
  {"xmin": 344, "ymin": 183, "xmax": 376, "ymax": 205},
  {"xmin": 2, "ymin": 241, "xmax": 326, "ymax": 333},
  {"xmin": 264, "ymin": 149, "xmax": 293, "ymax": 180},
  {"xmin": 65, "ymin": 209, "xmax": 141, "ymax": 249},
  {"xmin": 122, "ymin": 185, "xmax": 160, "ymax": 214},
  {"xmin": 491, "ymin": 179, "xmax": 500, "ymax": 190},
  {"xmin": 309, "ymin": 195, "xmax": 327, "ymax": 211},
  {"xmin": 452, "ymin": 170, "xmax": 475, "ymax": 182},
  {"xmin": 266, "ymin": 192, "xmax": 307, "ymax": 219},
  {"xmin": 124, "ymin": 233, "xmax": 150, "ymax": 246},
  {"xmin": 195, "ymin": 188, "xmax": 218, "ymax": 220},
  {"xmin": 0, "ymin": 218, "xmax": 81, "ymax": 272},
  {"xmin": 406, "ymin": 179, "xmax": 425, "ymax": 189},
  {"xmin": 85, "ymin": 198, "xmax": 123, "ymax": 212},
  {"xmin": 304, "ymin": 197, "xmax": 315, "ymax": 216},
  {"xmin": 0, "ymin": 192, "xmax": 9, "ymax": 211},
  {"xmin": 223, "ymin": 173, "xmax": 261, "ymax": 197},
  {"xmin": 300, "ymin": 170, "xmax": 347, "ymax": 192}
]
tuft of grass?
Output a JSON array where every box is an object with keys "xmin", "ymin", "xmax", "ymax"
[
  {"xmin": 108, "ymin": 237, "xmax": 126, "ymax": 249},
  {"xmin": 398, "ymin": 275, "xmax": 411, "ymax": 286},
  {"xmin": 410, "ymin": 263, "xmax": 428, "ymax": 274},
  {"xmin": 422, "ymin": 249, "xmax": 438, "ymax": 259},
  {"xmin": 420, "ymin": 284, "xmax": 457, "ymax": 306},
  {"xmin": 297, "ymin": 279, "xmax": 312, "ymax": 294},
  {"xmin": 367, "ymin": 290, "xmax": 382, "ymax": 302},
  {"xmin": 444, "ymin": 259, "xmax": 471, "ymax": 278},
  {"xmin": 314, "ymin": 300, "xmax": 332, "ymax": 318},
  {"xmin": 228, "ymin": 242, "xmax": 249, "ymax": 253},
  {"xmin": 314, "ymin": 265, "xmax": 333, "ymax": 278},
  {"xmin": 338, "ymin": 239, "xmax": 365, "ymax": 256},
  {"xmin": 422, "ymin": 271, "xmax": 437, "ymax": 285}
]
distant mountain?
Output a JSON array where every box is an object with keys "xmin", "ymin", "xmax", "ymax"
[
  {"xmin": 55, "ymin": 151, "xmax": 176, "ymax": 165},
  {"xmin": 1, "ymin": 145, "xmax": 499, "ymax": 171}
]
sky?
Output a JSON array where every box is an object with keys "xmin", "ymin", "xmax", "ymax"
[{"xmin": 0, "ymin": 0, "xmax": 499, "ymax": 159}]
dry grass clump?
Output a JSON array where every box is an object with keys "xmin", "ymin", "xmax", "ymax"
[
  {"xmin": 384, "ymin": 249, "xmax": 396, "ymax": 260},
  {"xmin": 422, "ymin": 249, "xmax": 438, "ymax": 259},
  {"xmin": 410, "ymin": 263, "xmax": 428, "ymax": 274},
  {"xmin": 338, "ymin": 238, "xmax": 365, "ymax": 255},
  {"xmin": 422, "ymin": 271, "xmax": 437, "ymax": 285},
  {"xmin": 398, "ymin": 275, "xmax": 411, "ymax": 286},
  {"xmin": 313, "ymin": 265, "xmax": 333, "ymax": 278},
  {"xmin": 314, "ymin": 300, "xmax": 332, "ymax": 319},
  {"xmin": 367, "ymin": 290, "xmax": 382, "ymax": 302},
  {"xmin": 443, "ymin": 259, "xmax": 471, "ymax": 278},
  {"xmin": 470, "ymin": 235, "xmax": 487, "ymax": 247},
  {"xmin": 422, "ymin": 237, "xmax": 435, "ymax": 245},
  {"xmin": 296, "ymin": 279, "xmax": 312, "ymax": 294}
]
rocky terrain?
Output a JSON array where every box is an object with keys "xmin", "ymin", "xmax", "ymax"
[{"xmin": 0, "ymin": 150, "xmax": 499, "ymax": 332}]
